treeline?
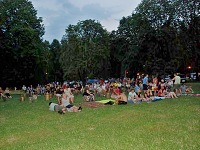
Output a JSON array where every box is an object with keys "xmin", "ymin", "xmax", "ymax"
[{"xmin": 0, "ymin": 0, "xmax": 199, "ymax": 87}]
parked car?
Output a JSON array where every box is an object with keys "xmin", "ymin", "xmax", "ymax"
[
  {"xmin": 190, "ymin": 73, "xmax": 196, "ymax": 80},
  {"xmin": 164, "ymin": 75, "xmax": 172, "ymax": 82}
]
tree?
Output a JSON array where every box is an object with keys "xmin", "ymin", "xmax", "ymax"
[
  {"xmin": 0, "ymin": 0, "xmax": 44, "ymax": 87},
  {"xmin": 60, "ymin": 19, "xmax": 110, "ymax": 81},
  {"xmin": 113, "ymin": 13, "xmax": 152, "ymax": 77},
  {"xmin": 49, "ymin": 39, "xmax": 63, "ymax": 82},
  {"xmin": 133, "ymin": 0, "xmax": 200, "ymax": 75}
]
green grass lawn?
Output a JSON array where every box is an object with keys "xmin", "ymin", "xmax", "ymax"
[{"xmin": 0, "ymin": 83, "xmax": 200, "ymax": 150}]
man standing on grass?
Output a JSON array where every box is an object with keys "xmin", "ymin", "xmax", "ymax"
[
  {"xmin": 172, "ymin": 73, "xmax": 181, "ymax": 95},
  {"xmin": 143, "ymin": 74, "xmax": 149, "ymax": 93}
]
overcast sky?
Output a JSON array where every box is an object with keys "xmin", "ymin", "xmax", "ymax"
[{"xmin": 30, "ymin": 0, "xmax": 142, "ymax": 43}]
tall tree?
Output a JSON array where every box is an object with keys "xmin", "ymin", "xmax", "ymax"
[
  {"xmin": 49, "ymin": 39, "xmax": 63, "ymax": 82},
  {"xmin": 113, "ymin": 13, "xmax": 152, "ymax": 77},
  {"xmin": 134, "ymin": 0, "xmax": 200, "ymax": 75},
  {"xmin": 0, "ymin": 0, "xmax": 44, "ymax": 87},
  {"xmin": 60, "ymin": 19, "xmax": 110, "ymax": 81}
]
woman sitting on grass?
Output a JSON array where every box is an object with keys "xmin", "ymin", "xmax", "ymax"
[
  {"xmin": 83, "ymin": 86, "xmax": 95, "ymax": 101},
  {"xmin": 166, "ymin": 89, "xmax": 178, "ymax": 98},
  {"xmin": 157, "ymin": 86, "xmax": 166, "ymax": 97},
  {"xmin": 143, "ymin": 89, "xmax": 152, "ymax": 103},
  {"xmin": 64, "ymin": 85, "xmax": 74, "ymax": 104},
  {"xmin": 158, "ymin": 86, "xmax": 177, "ymax": 99},
  {"xmin": 61, "ymin": 93, "xmax": 82, "ymax": 113},
  {"xmin": 135, "ymin": 89, "xmax": 144, "ymax": 103},
  {"xmin": 111, "ymin": 86, "xmax": 120, "ymax": 99}
]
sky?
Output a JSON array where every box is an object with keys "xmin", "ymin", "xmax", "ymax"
[{"xmin": 30, "ymin": 0, "xmax": 142, "ymax": 43}]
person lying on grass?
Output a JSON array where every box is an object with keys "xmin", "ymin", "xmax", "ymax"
[
  {"xmin": 49, "ymin": 102, "xmax": 67, "ymax": 114},
  {"xmin": 61, "ymin": 93, "xmax": 82, "ymax": 113},
  {"xmin": 115, "ymin": 89, "xmax": 127, "ymax": 105}
]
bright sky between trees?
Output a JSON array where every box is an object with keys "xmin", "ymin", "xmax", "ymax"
[{"xmin": 31, "ymin": 0, "xmax": 142, "ymax": 42}]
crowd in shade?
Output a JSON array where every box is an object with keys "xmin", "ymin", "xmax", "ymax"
[{"xmin": 0, "ymin": 73, "xmax": 195, "ymax": 114}]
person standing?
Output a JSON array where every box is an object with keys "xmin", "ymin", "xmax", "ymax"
[
  {"xmin": 142, "ymin": 74, "xmax": 149, "ymax": 93},
  {"xmin": 172, "ymin": 73, "xmax": 181, "ymax": 95}
]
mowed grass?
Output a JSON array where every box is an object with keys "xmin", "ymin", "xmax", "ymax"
[{"xmin": 0, "ymin": 83, "xmax": 200, "ymax": 150}]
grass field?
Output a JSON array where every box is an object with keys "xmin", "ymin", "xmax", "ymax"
[{"xmin": 0, "ymin": 83, "xmax": 200, "ymax": 150}]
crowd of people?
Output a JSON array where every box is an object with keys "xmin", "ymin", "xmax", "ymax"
[
  {"xmin": 49, "ymin": 73, "xmax": 194, "ymax": 113},
  {"xmin": 0, "ymin": 73, "xmax": 195, "ymax": 114}
]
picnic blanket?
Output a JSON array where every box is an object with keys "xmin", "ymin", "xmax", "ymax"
[
  {"xmin": 81, "ymin": 99, "xmax": 115, "ymax": 108},
  {"xmin": 194, "ymin": 94, "xmax": 200, "ymax": 96},
  {"xmin": 96, "ymin": 99, "xmax": 115, "ymax": 104},
  {"xmin": 81, "ymin": 101, "xmax": 105, "ymax": 108}
]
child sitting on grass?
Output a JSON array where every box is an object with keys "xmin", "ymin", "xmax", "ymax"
[{"xmin": 180, "ymin": 83, "xmax": 194, "ymax": 95}]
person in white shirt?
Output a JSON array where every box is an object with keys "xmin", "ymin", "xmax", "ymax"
[{"xmin": 128, "ymin": 88, "xmax": 137, "ymax": 103}]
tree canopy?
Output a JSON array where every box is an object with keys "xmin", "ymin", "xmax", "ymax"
[
  {"xmin": 59, "ymin": 19, "xmax": 110, "ymax": 81},
  {"xmin": 0, "ymin": 0, "xmax": 199, "ymax": 87}
]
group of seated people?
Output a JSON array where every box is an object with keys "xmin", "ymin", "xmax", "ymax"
[
  {"xmin": 0, "ymin": 87, "xmax": 12, "ymax": 100},
  {"xmin": 88, "ymin": 79, "xmax": 195, "ymax": 105},
  {"xmin": 51, "ymin": 80, "xmax": 192, "ymax": 114}
]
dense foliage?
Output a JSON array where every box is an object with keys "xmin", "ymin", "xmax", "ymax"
[
  {"xmin": 0, "ymin": 0, "xmax": 44, "ymax": 87},
  {"xmin": 60, "ymin": 19, "xmax": 110, "ymax": 81},
  {"xmin": 0, "ymin": 0, "xmax": 199, "ymax": 87}
]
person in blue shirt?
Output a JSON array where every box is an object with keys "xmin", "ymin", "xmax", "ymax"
[
  {"xmin": 134, "ymin": 83, "xmax": 140, "ymax": 93},
  {"xmin": 142, "ymin": 74, "xmax": 149, "ymax": 93}
]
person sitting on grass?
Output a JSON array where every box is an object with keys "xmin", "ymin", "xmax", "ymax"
[
  {"xmin": 127, "ymin": 88, "xmax": 136, "ymax": 103},
  {"xmin": 143, "ymin": 89, "xmax": 152, "ymax": 103},
  {"xmin": 83, "ymin": 86, "xmax": 95, "ymax": 102},
  {"xmin": 0, "ymin": 87, "xmax": 7, "ymax": 101},
  {"xmin": 135, "ymin": 89, "xmax": 144, "ymax": 103},
  {"xmin": 111, "ymin": 86, "xmax": 120, "ymax": 99},
  {"xmin": 61, "ymin": 93, "xmax": 82, "ymax": 112},
  {"xmin": 55, "ymin": 86, "xmax": 64, "ymax": 104},
  {"xmin": 166, "ymin": 89, "xmax": 178, "ymax": 98},
  {"xmin": 157, "ymin": 86, "xmax": 177, "ymax": 99},
  {"xmin": 185, "ymin": 85, "xmax": 194, "ymax": 94},
  {"xmin": 64, "ymin": 85, "xmax": 74, "ymax": 104},
  {"xmin": 115, "ymin": 89, "xmax": 127, "ymax": 105},
  {"xmin": 157, "ymin": 86, "xmax": 166, "ymax": 97},
  {"xmin": 4, "ymin": 87, "xmax": 12, "ymax": 99},
  {"xmin": 0, "ymin": 87, "xmax": 4, "ymax": 96},
  {"xmin": 180, "ymin": 83, "xmax": 194, "ymax": 95}
]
